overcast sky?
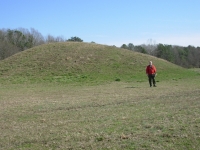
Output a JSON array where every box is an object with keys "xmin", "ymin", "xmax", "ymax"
[{"xmin": 1, "ymin": 0, "xmax": 200, "ymax": 47}]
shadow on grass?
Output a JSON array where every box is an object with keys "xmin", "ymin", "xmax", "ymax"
[{"xmin": 125, "ymin": 86, "xmax": 138, "ymax": 88}]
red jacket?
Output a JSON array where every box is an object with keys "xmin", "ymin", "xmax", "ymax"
[{"xmin": 146, "ymin": 65, "xmax": 156, "ymax": 75}]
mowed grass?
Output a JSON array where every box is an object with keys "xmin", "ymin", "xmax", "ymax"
[{"xmin": 0, "ymin": 76, "xmax": 200, "ymax": 150}]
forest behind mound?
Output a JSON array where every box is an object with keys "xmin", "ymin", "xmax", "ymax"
[{"xmin": 0, "ymin": 28, "xmax": 200, "ymax": 69}]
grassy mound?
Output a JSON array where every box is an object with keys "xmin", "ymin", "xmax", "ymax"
[{"xmin": 0, "ymin": 42, "xmax": 197, "ymax": 84}]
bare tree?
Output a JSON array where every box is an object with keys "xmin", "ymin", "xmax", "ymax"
[
  {"xmin": 144, "ymin": 39, "xmax": 157, "ymax": 55},
  {"xmin": 46, "ymin": 34, "xmax": 56, "ymax": 43},
  {"xmin": 55, "ymin": 36, "xmax": 65, "ymax": 42},
  {"xmin": 30, "ymin": 28, "xmax": 45, "ymax": 46}
]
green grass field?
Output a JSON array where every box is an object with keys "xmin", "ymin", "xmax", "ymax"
[
  {"xmin": 0, "ymin": 42, "xmax": 200, "ymax": 149},
  {"xmin": 0, "ymin": 77, "xmax": 200, "ymax": 150}
]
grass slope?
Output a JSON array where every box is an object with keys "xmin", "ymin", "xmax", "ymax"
[{"xmin": 0, "ymin": 42, "xmax": 198, "ymax": 84}]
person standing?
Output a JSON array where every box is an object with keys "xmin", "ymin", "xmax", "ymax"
[{"xmin": 146, "ymin": 61, "xmax": 157, "ymax": 87}]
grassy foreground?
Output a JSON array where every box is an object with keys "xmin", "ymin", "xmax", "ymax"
[{"xmin": 0, "ymin": 76, "xmax": 200, "ymax": 150}]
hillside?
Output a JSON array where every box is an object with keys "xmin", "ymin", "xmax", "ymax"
[{"xmin": 0, "ymin": 42, "xmax": 196, "ymax": 84}]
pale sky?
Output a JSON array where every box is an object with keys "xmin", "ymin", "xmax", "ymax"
[{"xmin": 0, "ymin": 0, "xmax": 200, "ymax": 47}]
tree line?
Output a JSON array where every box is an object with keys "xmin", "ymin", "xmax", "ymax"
[
  {"xmin": 0, "ymin": 28, "xmax": 200, "ymax": 68},
  {"xmin": 0, "ymin": 28, "xmax": 83, "ymax": 60},
  {"xmin": 121, "ymin": 42, "xmax": 200, "ymax": 68}
]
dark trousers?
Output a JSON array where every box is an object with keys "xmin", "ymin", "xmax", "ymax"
[{"xmin": 148, "ymin": 74, "xmax": 156, "ymax": 86}]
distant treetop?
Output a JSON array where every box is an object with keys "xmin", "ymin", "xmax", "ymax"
[{"xmin": 67, "ymin": 36, "xmax": 83, "ymax": 42}]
